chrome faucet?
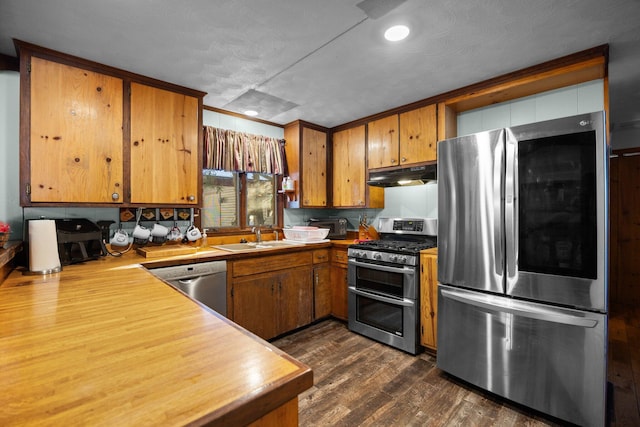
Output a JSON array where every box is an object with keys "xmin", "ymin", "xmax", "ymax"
[{"xmin": 251, "ymin": 225, "xmax": 261, "ymax": 243}]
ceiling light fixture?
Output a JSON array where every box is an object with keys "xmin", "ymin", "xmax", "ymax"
[
  {"xmin": 244, "ymin": 110, "xmax": 258, "ymax": 117},
  {"xmin": 384, "ymin": 24, "xmax": 409, "ymax": 41}
]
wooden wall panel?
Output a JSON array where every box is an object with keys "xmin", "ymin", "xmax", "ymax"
[
  {"xmin": 610, "ymin": 156, "xmax": 620, "ymax": 303},
  {"xmin": 612, "ymin": 152, "xmax": 640, "ymax": 306}
]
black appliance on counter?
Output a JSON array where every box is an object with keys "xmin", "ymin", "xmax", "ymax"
[
  {"xmin": 307, "ymin": 217, "xmax": 348, "ymax": 239},
  {"xmin": 347, "ymin": 217, "xmax": 437, "ymax": 354},
  {"xmin": 55, "ymin": 218, "xmax": 105, "ymax": 265}
]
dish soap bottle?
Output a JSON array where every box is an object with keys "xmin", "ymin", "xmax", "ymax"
[
  {"xmin": 283, "ymin": 176, "xmax": 294, "ymax": 191},
  {"xmin": 200, "ymin": 228, "xmax": 208, "ymax": 248}
]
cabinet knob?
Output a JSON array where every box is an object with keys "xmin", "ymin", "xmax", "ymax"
[
  {"xmin": 391, "ymin": 158, "xmax": 397, "ymax": 164},
  {"xmin": 401, "ymin": 157, "xmax": 407, "ymax": 162},
  {"xmin": 112, "ymin": 192, "xmax": 120, "ymax": 201},
  {"xmin": 187, "ymin": 195, "xmax": 195, "ymax": 201}
]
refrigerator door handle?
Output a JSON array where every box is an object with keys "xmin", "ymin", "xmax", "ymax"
[
  {"xmin": 494, "ymin": 133, "xmax": 505, "ymax": 276},
  {"xmin": 440, "ymin": 288, "xmax": 599, "ymax": 328},
  {"xmin": 504, "ymin": 129, "xmax": 518, "ymax": 286}
]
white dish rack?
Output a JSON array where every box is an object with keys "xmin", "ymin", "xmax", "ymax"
[{"xmin": 282, "ymin": 227, "xmax": 330, "ymax": 242}]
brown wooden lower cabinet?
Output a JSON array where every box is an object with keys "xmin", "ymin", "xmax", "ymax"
[
  {"xmin": 330, "ymin": 247, "xmax": 349, "ymax": 321},
  {"xmin": 313, "ymin": 264, "xmax": 332, "ymax": 320},
  {"xmin": 419, "ymin": 250, "xmax": 438, "ymax": 351},
  {"xmin": 248, "ymin": 398, "xmax": 298, "ymax": 427},
  {"xmin": 229, "ymin": 246, "xmax": 350, "ymax": 340},
  {"xmin": 230, "ymin": 252, "xmax": 313, "ymax": 340},
  {"xmin": 312, "ymin": 249, "xmax": 331, "ymax": 320},
  {"xmin": 232, "ymin": 272, "xmax": 280, "ymax": 339},
  {"xmin": 231, "ymin": 265, "xmax": 312, "ymax": 340}
]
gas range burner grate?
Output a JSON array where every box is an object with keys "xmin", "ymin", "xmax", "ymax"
[{"xmin": 351, "ymin": 237, "xmax": 436, "ymax": 254}]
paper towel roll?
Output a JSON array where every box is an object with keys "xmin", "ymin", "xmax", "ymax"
[{"xmin": 29, "ymin": 220, "xmax": 62, "ymax": 274}]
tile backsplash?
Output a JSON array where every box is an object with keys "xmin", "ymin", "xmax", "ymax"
[{"xmin": 284, "ymin": 182, "xmax": 438, "ymax": 231}]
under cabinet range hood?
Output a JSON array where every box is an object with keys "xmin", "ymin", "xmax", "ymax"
[{"xmin": 367, "ymin": 164, "xmax": 437, "ymax": 187}]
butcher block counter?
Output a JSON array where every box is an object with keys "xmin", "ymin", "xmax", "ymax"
[{"xmin": 0, "ymin": 246, "xmax": 314, "ymax": 426}]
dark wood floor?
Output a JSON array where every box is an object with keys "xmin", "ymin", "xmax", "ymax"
[{"xmin": 272, "ymin": 304, "xmax": 640, "ymax": 427}]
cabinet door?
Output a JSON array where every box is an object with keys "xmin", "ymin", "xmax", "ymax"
[
  {"xmin": 302, "ymin": 127, "xmax": 328, "ymax": 207},
  {"xmin": 313, "ymin": 264, "xmax": 332, "ymax": 320},
  {"xmin": 29, "ymin": 57, "xmax": 123, "ymax": 203},
  {"xmin": 330, "ymin": 264, "xmax": 349, "ymax": 321},
  {"xmin": 420, "ymin": 252, "xmax": 438, "ymax": 350},
  {"xmin": 231, "ymin": 274, "xmax": 278, "ymax": 340},
  {"xmin": 332, "ymin": 125, "xmax": 366, "ymax": 207},
  {"xmin": 399, "ymin": 104, "xmax": 437, "ymax": 164},
  {"xmin": 130, "ymin": 83, "xmax": 199, "ymax": 204},
  {"xmin": 367, "ymin": 115, "xmax": 399, "ymax": 169},
  {"xmin": 278, "ymin": 266, "xmax": 313, "ymax": 334}
]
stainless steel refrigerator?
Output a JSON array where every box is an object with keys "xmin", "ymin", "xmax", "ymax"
[{"xmin": 437, "ymin": 111, "xmax": 608, "ymax": 427}]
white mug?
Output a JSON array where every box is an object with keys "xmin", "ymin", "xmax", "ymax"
[
  {"xmin": 151, "ymin": 223, "xmax": 169, "ymax": 237},
  {"xmin": 186, "ymin": 225, "xmax": 202, "ymax": 242},
  {"xmin": 168, "ymin": 226, "xmax": 183, "ymax": 241},
  {"xmin": 132, "ymin": 224, "xmax": 151, "ymax": 241},
  {"xmin": 110, "ymin": 229, "xmax": 129, "ymax": 246}
]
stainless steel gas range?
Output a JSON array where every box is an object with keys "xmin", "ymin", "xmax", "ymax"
[{"xmin": 347, "ymin": 217, "xmax": 437, "ymax": 354}]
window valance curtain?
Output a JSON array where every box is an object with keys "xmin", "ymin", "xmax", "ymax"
[{"xmin": 203, "ymin": 126, "xmax": 287, "ymax": 175}]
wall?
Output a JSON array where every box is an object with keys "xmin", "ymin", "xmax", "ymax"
[
  {"xmin": 457, "ymin": 80, "xmax": 605, "ymax": 135},
  {"xmin": 284, "ymin": 183, "xmax": 437, "ymax": 231},
  {"xmin": 0, "ymin": 71, "xmax": 22, "ymax": 239},
  {"xmin": 611, "ymin": 127, "xmax": 640, "ymax": 151},
  {"xmin": 203, "ymin": 109, "xmax": 284, "ymax": 139}
]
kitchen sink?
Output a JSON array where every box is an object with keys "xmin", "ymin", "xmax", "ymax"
[{"xmin": 212, "ymin": 241, "xmax": 304, "ymax": 252}]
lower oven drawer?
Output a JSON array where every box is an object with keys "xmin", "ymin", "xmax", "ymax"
[{"xmin": 348, "ymin": 286, "xmax": 419, "ymax": 354}]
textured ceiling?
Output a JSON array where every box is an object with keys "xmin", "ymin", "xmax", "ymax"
[{"xmin": 1, "ymin": 0, "xmax": 639, "ymax": 129}]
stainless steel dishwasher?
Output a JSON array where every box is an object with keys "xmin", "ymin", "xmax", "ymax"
[{"xmin": 149, "ymin": 261, "xmax": 227, "ymax": 316}]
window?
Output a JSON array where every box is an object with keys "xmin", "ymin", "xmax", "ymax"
[
  {"xmin": 202, "ymin": 170, "xmax": 238, "ymax": 228},
  {"xmin": 246, "ymin": 172, "xmax": 276, "ymax": 227},
  {"xmin": 201, "ymin": 170, "xmax": 278, "ymax": 231}
]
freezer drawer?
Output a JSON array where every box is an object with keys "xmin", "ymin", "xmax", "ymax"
[{"xmin": 437, "ymin": 284, "xmax": 607, "ymax": 427}]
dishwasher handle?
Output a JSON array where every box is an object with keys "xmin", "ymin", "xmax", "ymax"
[{"xmin": 177, "ymin": 278, "xmax": 199, "ymax": 285}]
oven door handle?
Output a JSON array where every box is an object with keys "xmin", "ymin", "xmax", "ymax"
[
  {"xmin": 348, "ymin": 259, "xmax": 416, "ymax": 276},
  {"xmin": 349, "ymin": 286, "xmax": 415, "ymax": 307}
]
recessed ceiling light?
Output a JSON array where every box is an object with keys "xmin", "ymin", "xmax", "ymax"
[
  {"xmin": 384, "ymin": 24, "xmax": 410, "ymax": 41},
  {"xmin": 244, "ymin": 110, "xmax": 258, "ymax": 116}
]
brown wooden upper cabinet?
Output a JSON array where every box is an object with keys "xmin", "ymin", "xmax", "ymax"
[
  {"xmin": 18, "ymin": 40, "xmax": 204, "ymax": 207},
  {"xmin": 367, "ymin": 104, "xmax": 437, "ymax": 170},
  {"xmin": 284, "ymin": 121, "xmax": 329, "ymax": 208},
  {"xmin": 28, "ymin": 57, "xmax": 124, "ymax": 204},
  {"xmin": 333, "ymin": 125, "xmax": 384, "ymax": 208},
  {"xmin": 367, "ymin": 114, "xmax": 399, "ymax": 169},
  {"xmin": 333, "ymin": 126, "xmax": 366, "ymax": 207},
  {"xmin": 130, "ymin": 83, "xmax": 199, "ymax": 205}
]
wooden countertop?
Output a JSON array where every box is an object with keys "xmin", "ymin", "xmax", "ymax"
[
  {"xmin": 327, "ymin": 239, "xmax": 359, "ymax": 248},
  {"xmin": 0, "ymin": 246, "xmax": 313, "ymax": 426}
]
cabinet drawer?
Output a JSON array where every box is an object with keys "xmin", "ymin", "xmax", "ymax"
[
  {"xmin": 331, "ymin": 248, "xmax": 348, "ymax": 265},
  {"xmin": 231, "ymin": 251, "xmax": 312, "ymax": 277},
  {"xmin": 313, "ymin": 249, "xmax": 329, "ymax": 264}
]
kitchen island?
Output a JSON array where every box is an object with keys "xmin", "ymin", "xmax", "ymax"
[{"xmin": 0, "ymin": 247, "xmax": 313, "ymax": 426}]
